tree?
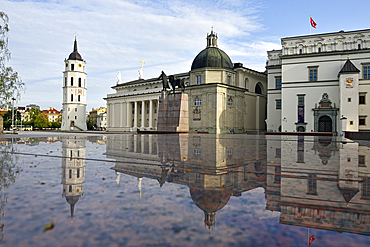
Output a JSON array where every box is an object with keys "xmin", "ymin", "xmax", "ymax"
[
  {"xmin": 0, "ymin": 12, "xmax": 24, "ymax": 105},
  {"xmin": 1, "ymin": 109, "xmax": 20, "ymax": 121},
  {"xmin": 28, "ymin": 107, "xmax": 40, "ymax": 121},
  {"xmin": 34, "ymin": 113, "xmax": 49, "ymax": 129}
]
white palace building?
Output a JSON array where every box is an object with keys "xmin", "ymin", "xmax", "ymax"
[{"xmin": 267, "ymin": 28, "xmax": 370, "ymax": 135}]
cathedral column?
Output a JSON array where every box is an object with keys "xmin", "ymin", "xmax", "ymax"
[
  {"xmin": 126, "ymin": 102, "xmax": 132, "ymax": 129},
  {"xmin": 134, "ymin": 101, "xmax": 138, "ymax": 129},
  {"xmin": 141, "ymin": 135, "xmax": 145, "ymax": 153},
  {"xmin": 141, "ymin": 100, "xmax": 146, "ymax": 129},
  {"xmin": 106, "ymin": 103, "xmax": 110, "ymax": 128},
  {"xmin": 149, "ymin": 100, "xmax": 154, "ymax": 129},
  {"xmin": 149, "ymin": 134, "xmax": 153, "ymax": 154},
  {"xmin": 119, "ymin": 102, "xmax": 123, "ymax": 128}
]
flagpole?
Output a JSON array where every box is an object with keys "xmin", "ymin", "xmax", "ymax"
[
  {"xmin": 308, "ymin": 228, "xmax": 309, "ymax": 247},
  {"xmin": 310, "ymin": 16, "xmax": 311, "ymax": 35}
]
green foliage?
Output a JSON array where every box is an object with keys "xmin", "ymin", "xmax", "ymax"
[
  {"xmin": 0, "ymin": 12, "xmax": 24, "ymax": 105},
  {"xmin": 34, "ymin": 113, "xmax": 50, "ymax": 129},
  {"xmin": 50, "ymin": 121, "xmax": 61, "ymax": 129},
  {"xmin": 87, "ymin": 119, "xmax": 94, "ymax": 130},
  {"xmin": 1, "ymin": 109, "xmax": 20, "ymax": 121},
  {"xmin": 28, "ymin": 107, "xmax": 40, "ymax": 121}
]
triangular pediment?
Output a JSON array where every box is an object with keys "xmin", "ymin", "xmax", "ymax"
[
  {"xmin": 354, "ymin": 33, "xmax": 365, "ymax": 39},
  {"xmin": 295, "ymin": 39, "xmax": 305, "ymax": 44},
  {"xmin": 335, "ymin": 34, "xmax": 345, "ymax": 40},
  {"xmin": 314, "ymin": 36, "xmax": 324, "ymax": 42}
]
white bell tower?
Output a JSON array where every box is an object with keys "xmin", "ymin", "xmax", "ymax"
[{"xmin": 62, "ymin": 38, "xmax": 87, "ymax": 131}]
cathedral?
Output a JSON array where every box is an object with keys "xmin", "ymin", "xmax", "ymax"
[{"xmin": 105, "ymin": 30, "xmax": 267, "ymax": 134}]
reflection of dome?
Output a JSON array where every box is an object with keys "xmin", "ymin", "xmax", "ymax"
[
  {"xmin": 68, "ymin": 39, "xmax": 83, "ymax": 61},
  {"xmin": 190, "ymin": 187, "xmax": 232, "ymax": 229},
  {"xmin": 191, "ymin": 47, "xmax": 233, "ymax": 71}
]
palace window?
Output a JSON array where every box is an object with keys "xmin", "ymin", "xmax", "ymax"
[
  {"xmin": 274, "ymin": 166, "xmax": 281, "ymax": 184},
  {"xmin": 309, "ymin": 68, "xmax": 318, "ymax": 81},
  {"xmin": 244, "ymin": 78, "xmax": 249, "ymax": 89},
  {"xmin": 227, "ymin": 76, "xmax": 231, "ymax": 85},
  {"xmin": 78, "ymin": 78, "xmax": 82, "ymax": 87},
  {"xmin": 132, "ymin": 104, "xmax": 135, "ymax": 114},
  {"xmin": 307, "ymin": 174, "xmax": 317, "ymax": 195},
  {"xmin": 71, "ymin": 77, "xmax": 74, "ymax": 86},
  {"xmin": 147, "ymin": 103, "xmax": 149, "ymax": 114},
  {"xmin": 77, "ymin": 168, "xmax": 80, "ymax": 178},
  {"xmin": 69, "ymin": 186, "xmax": 72, "ymax": 192},
  {"xmin": 298, "ymin": 95, "xmax": 305, "ymax": 123},
  {"xmin": 71, "ymin": 94, "xmax": 73, "ymax": 102},
  {"xmin": 318, "ymin": 47, "xmax": 321, "ymax": 52},
  {"xmin": 69, "ymin": 169, "xmax": 72, "ymax": 179},
  {"xmin": 193, "ymin": 149, "xmax": 201, "ymax": 156},
  {"xmin": 75, "ymin": 108, "xmax": 77, "ymax": 112},
  {"xmin": 154, "ymin": 102, "xmax": 157, "ymax": 113},
  {"xmin": 71, "ymin": 64, "xmax": 74, "ymax": 71},
  {"xmin": 359, "ymin": 116, "xmax": 366, "ymax": 126},
  {"xmin": 358, "ymin": 44, "xmax": 362, "ymax": 50},
  {"xmin": 360, "ymin": 93, "xmax": 366, "ymax": 104},
  {"xmin": 78, "ymin": 95, "xmax": 80, "ymax": 102},
  {"xmin": 197, "ymin": 75, "xmax": 201, "ymax": 85},
  {"xmin": 359, "ymin": 155, "xmax": 366, "ymax": 167},
  {"xmin": 362, "ymin": 177, "xmax": 370, "ymax": 197},
  {"xmin": 139, "ymin": 104, "xmax": 142, "ymax": 114},
  {"xmin": 348, "ymin": 98, "xmax": 352, "ymax": 102},
  {"xmin": 364, "ymin": 66, "xmax": 370, "ymax": 79},
  {"xmin": 194, "ymin": 98, "xmax": 201, "ymax": 106},
  {"xmin": 276, "ymin": 148, "xmax": 281, "ymax": 158},
  {"xmin": 276, "ymin": 100, "xmax": 281, "ymax": 109},
  {"xmin": 275, "ymin": 77, "xmax": 282, "ymax": 89},
  {"xmin": 65, "ymin": 77, "xmax": 67, "ymax": 87}
]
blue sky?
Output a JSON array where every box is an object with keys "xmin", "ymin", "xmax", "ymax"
[{"xmin": 2, "ymin": 0, "xmax": 370, "ymax": 111}]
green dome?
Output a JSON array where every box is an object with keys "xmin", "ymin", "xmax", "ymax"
[{"xmin": 191, "ymin": 47, "xmax": 233, "ymax": 71}]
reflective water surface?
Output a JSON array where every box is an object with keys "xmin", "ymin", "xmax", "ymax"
[{"xmin": 0, "ymin": 133, "xmax": 370, "ymax": 246}]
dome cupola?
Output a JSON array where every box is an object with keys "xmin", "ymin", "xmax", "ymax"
[{"xmin": 191, "ymin": 30, "xmax": 233, "ymax": 71}]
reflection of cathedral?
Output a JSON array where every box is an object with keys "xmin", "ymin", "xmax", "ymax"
[
  {"xmin": 107, "ymin": 133, "xmax": 370, "ymax": 235},
  {"xmin": 61, "ymin": 136, "xmax": 86, "ymax": 222},
  {"xmin": 107, "ymin": 134, "xmax": 267, "ymax": 229}
]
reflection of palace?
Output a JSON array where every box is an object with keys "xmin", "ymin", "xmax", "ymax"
[
  {"xmin": 61, "ymin": 136, "xmax": 86, "ymax": 222},
  {"xmin": 107, "ymin": 134, "xmax": 370, "ymax": 235},
  {"xmin": 107, "ymin": 134, "xmax": 267, "ymax": 229},
  {"xmin": 266, "ymin": 136, "xmax": 370, "ymax": 235}
]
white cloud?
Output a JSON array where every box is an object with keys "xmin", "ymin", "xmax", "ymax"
[{"xmin": 1, "ymin": 0, "xmax": 278, "ymax": 110}]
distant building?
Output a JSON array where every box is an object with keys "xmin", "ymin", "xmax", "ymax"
[
  {"xmin": 25, "ymin": 104, "xmax": 40, "ymax": 110},
  {"xmin": 96, "ymin": 112, "xmax": 107, "ymax": 130},
  {"xmin": 266, "ymin": 28, "xmax": 370, "ymax": 134},
  {"xmin": 42, "ymin": 107, "xmax": 61, "ymax": 123},
  {"xmin": 88, "ymin": 107, "xmax": 107, "ymax": 129}
]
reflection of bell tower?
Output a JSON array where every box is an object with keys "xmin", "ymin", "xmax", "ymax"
[{"xmin": 61, "ymin": 136, "xmax": 86, "ymax": 222}]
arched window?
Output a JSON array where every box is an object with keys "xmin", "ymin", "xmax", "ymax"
[
  {"xmin": 65, "ymin": 77, "xmax": 67, "ymax": 87},
  {"xmin": 318, "ymin": 47, "xmax": 321, "ymax": 52},
  {"xmin": 194, "ymin": 98, "xmax": 202, "ymax": 105},
  {"xmin": 78, "ymin": 95, "xmax": 80, "ymax": 102},
  {"xmin": 244, "ymin": 78, "xmax": 249, "ymax": 90},
  {"xmin": 69, "ymin": 185, "xmax": 72, "ymax": 192},
  {"xmin": 71, "ymin": 94, "xmax": 73, "ymax": 102},
  {"xmin": 78, "ymin": 78, "xmax": 81, "ymax": 87},
  {"xmin": 71, "ymin": 77, "xmax": 74, "ymax": 86},
  {"xmin": 227, "ymin": 76, "xmax": 231, "ymax": 85},
  {"xmin": 358, "ymin": 44, "xmax": 361, "ymax": 50},
  {"xmin": 299, "ymin": 49, "xmax": 302, "ymax": 54},
  {"xmin": 255, "ymin": 83, "xmax": 262, "ymax": 94}
]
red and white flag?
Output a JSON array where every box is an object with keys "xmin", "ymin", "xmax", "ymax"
[
  {"xmin": 308, "ymin": 235, "xmax": 315, "ymax": 246},
  {"xmin": 310, "ymin": 17, "xmax": 317, "ymax": 28}
]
